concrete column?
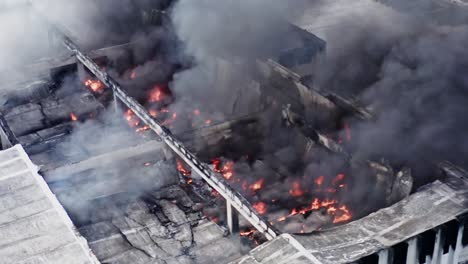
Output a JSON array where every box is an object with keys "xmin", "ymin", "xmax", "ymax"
[
  {"xmin": 77, "ymin": 61, "xmax": 86, "ymax": 83},
  {"xmin": 431, "ymin": 228, "xmax": 445, "ymax": 264},
  {"xmin": 378, "ymin": 248, "xmax": 392, "ymax": 264},
  {"xmin": 113, "ymin": 92, "xmax": 120, "ymax": 113},
  {"xmin": 226, "ymin": 200, "xmax": 239, "ymax": 235},
  {"xmin": 453, "ymin": 223, "xmax": 465, "ymax": 263},
  {"xmin": 406, "ymin": 237, "xmax": 419, "ymax": 264}
]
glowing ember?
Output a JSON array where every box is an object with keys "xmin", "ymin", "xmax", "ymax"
[
  {"xmin": 84, "ymin": 79, "xmax": 104, "ymax": 93},
  {"xmin": 124, "ymin": 109, "xmax": 140, "ymax": 127},
  {"xmin": 149, "ymin": 109, "xmax": 158, "ymax": 117},
  {"xmin": 289, "ymin": 181, "xmax": 305, "ymax": 197},
  {"xmin": 176, "ymin": 160, "xmax": 191, "ymax": 176},
  {"xmin": 315, "ymin": 175, "xmax": 325, "ymax": 186},
  {"xmin": 249, "ymin": 179, "xmax": 264, "ymax": 192},
  {"xmin": 70, "ymin": 112, "xmax": 78, "ymax": 121},
  {"xmin": 148, "ymin": 86, "xmax": 164, "ymax": 102},
  {"xmin": 130, "ymin": 71, "xmax": 136, "ymax": 79},
  {"xmin": 278, "ymin": 198, "xmax": 352, "ymax": 224},
  {"xmin": 205, "ymin": 119, "xmax": 212, "ymax": 125},
  {"xmin": 194, "ymin": 109, "xmax": 200, "ymax": 116},
  {"xmin": 136, "ymin": 125, "xmax": 150, "ymax": 133},
  {"xmin": 333, "ymin": 206, "xmax": 352, "ymax": 223},
  {"xmin": 332, "ymin": 173, "xmax": 345, "ymax": 186},
  {"xmin": 253, "ymin": 202, "xmax": 267, "ymax": 215},
  {"xmin": 240, "ymin": 229, "xmax": 256, "ymax": 237},
  {"xmin": 212, "ymin": 158, "xmax": 234, "ymax": 180}
]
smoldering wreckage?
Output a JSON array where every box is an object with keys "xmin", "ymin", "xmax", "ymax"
[{"xmin": 1, "ymin": 0, "xmax": 468, "ymax": 263}]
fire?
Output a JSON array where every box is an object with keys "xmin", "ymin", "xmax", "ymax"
[
  {"xmin": 253, "ymin": 202, "xmax": 267, "ymax": 215},
  {"xmin": 240, "ymin": 229, "xmax": 256, "ymax": 237},
  {"xmin": 333, "ymin": 206, "xmax": 352, "ymax": 223},
  {"xmin": 70, "ymin": 112, "xmax": 78, "ymax": 121},
  {"xmin": 332, "ymin": 173, "xmax": 345, "ymax": 186},
  {"xmin": 289, "ymin": 181, "xmax": 305, "ymax": 197},
  {"xmin": 124, "ymin": 109, "xmax": 140, "ymax": 127},
  {"xmin": 148, "ymin": 86, "xmax": 164, "ymax": 102},
  {"xmin": 278, "ymin": 198, "xmax": 352, "ymax": 224},
  {"xmin": 249, "ymin": 179, "xmax": 264, "ymax": 192},
  {"xmin": 205, "ymin": 119, "xmax": 212, "ymax": 125},
  {"xmin": 130, "ymin": 71, "xmax": 136, "ymax": 79},
  {"xmin": 84, "ymin": 79, "xmax": 104, "ymax": 93},
  {"xmin": 194, "ymin": 109, "xmax": 200, "ymax": 116},
  {"xmin": 176, "ymin": 160, "xmax": 191, "ymax": 176},
  {"xmin": 212, "ymin": 158, "xmax": 234, "ymax": 180},
  {"xmin": 315, "ymin": 175, "xmax": 325, "ymax": 186},
  {"xmin": 149, "ymin": 109, "xmax": 158, "ymax": 117},
  {"xmin": 136, "ymin": 125, "xmax": 150, "ymax": 133}
]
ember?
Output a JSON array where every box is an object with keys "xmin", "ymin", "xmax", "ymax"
[
  {"xmin": 148, "ymin": 86, "xmax": 164, "ymax": 102},
  {"xmin": 70, "ymin": 112, "xmax": 78, "ymax": 121},
  {"xmin": 289, "ymin": 181, "xmax": 305, "ymax": 197},
  {"xmin": 315, "ymin": 175, "xmax": 325, "ymax": 186},
  {"xmin": 84, "ymin": 79, "xmax": 104, "ymax": 93},
  {"xmin": 249, "ymin": 179, "xmax": 264, "ymax": 192},
  {"xmin": 212, "ymin": 158, "xmax": 234, "ymax": 180},
  {"xmin": 124, "ymin": 109, "xmax": 140, "ymax": 127},
  {"xmin": 240, "ymin": 229, "xmax": 256, "ymax": 237},
  {"xmin": 176, "ymin": 160, "xmax": 191, "ymax": 176},
  {"xmin": 253, "ymin": 202, "xmax": 267, "ymax": 215},
  {"xmin": 332, "ymin": 173, "xmax": 345, "ymax": 186},
  {"xmin": 278, "ymin": 198, "xmax": 352, "ymax": 224}
]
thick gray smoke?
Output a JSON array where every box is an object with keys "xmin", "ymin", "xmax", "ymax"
[
  {"xmin": 167, "ymin": 0, "xmax": 314, "ymax": 124},
  {"xmin": 308, "ymin": 1, "xmax": 468, "ymax": 181}
]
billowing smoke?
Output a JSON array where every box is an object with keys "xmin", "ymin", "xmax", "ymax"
[
  {"xmin": 167, "ymin": 0, "xmax": 315, "ymax": 126},
  {"xmin": 308, "ymin": 1, "xmax": 468, "ymax": 182}
]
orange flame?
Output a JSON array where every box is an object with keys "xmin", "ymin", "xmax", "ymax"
[
  {"xmin": 149, "ymin": 109, "xmax": 158, "ymax": 117},
  {"xmin": 176, "ymin": 160, "xmax": 191, "ymax": 176},
  {"xmin": 84, "ymin": 79, "xmax": 104, "ymax": 93},
  {"xmin": 148, "ymin": 86, "xmax": 164, "ymax": 102},
  {"xmin": 124, "ymin": 109, "xmax": 140, "ymax": 127},
  {"xmin": 213, "ymin": 158, "xmax": 234, "ymax": 180},
  {"xmin": 278, "ymin": 198, "xmax": 352, "ymax": 224},
  {"xmin": 240, "ymin": 229, "xmax": 256, "ymax": 237},
  {"xmin": 289, "ymin": 181, "xmax": 305, "ymax": 197},
  {"xmin": 70, "ymin": 113, "xmax": 78, "ymax": 121},
  {"xmin": 332, "ymin": 173, "xmax": 345, "ymax": 186},
  {"xmin": 249, "ymin": 179, "xmax": 264, "ymax": 192},
  {"xmin": 136, "ymin": 125, "xmax": 150, "ymax": 133},
  {"xmin": 315, "ymin": 176, "xmax": 325, "ymax": 186},
  {"xmin": 253, "ymin": 202, "xmax": 267, "ymax": 215}
]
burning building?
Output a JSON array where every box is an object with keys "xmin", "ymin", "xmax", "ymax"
[{"xmin": 1, "ymin": 0, "xmax": 468, "ymax": 264}]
